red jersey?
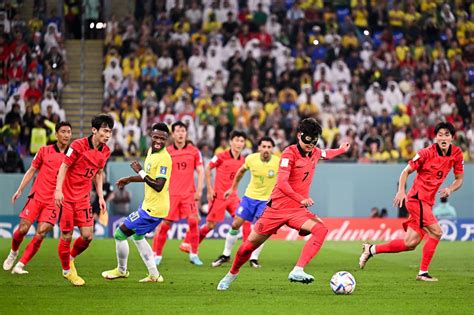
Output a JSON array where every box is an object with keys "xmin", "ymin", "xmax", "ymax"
[
  {"xmin": 167, "ymin": 143, "xmax": 203, "ymax": 196},
  {"xmin": 408, "ymin": 143, "xmax": 464, "ymax": 205},
  {"xmin": 62, "ymin": 136, "xmax": 111, "ymax": 202},
  {"xmin": 30, "ymin": 143, "xmax": 68, "ymax": 205},
  {"xmin": 208, "ymin": 149, "xmax": 244, "ymax": 198}
]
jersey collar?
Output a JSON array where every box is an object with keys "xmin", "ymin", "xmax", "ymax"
[
  {"xmin": 88, "ymin": 135, "xmax": 103, "ymax": 151},
  {"xmin": 229, "ymin": 149, "xmax": 242, "ymax": 160},
  {"xmin": 435, "ymin": 143, "xmax": 451, "ymax": 156},
  {"xmin": 173, "ymin": 142, "xmax": 188, "ymax": 150},
  {"xmin": 297, "ymin": 143, "xmax": 312, "ymax": 157},
  {"xmin": 54, "ymin": 143, "xmax": 69, "ymax": 153}
]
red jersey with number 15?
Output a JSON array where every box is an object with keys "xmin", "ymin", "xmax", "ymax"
[
  {"xmin": 167, "ymin": 143, "xmax": 203, "ymax": 196},
  {"xmin": 208, "ymin": 149, "xmax": 244, "ymax": 198},
  {"xmin": 62, "ymin": 136, "xmax": 111, "ymax": 202},
  {"xmin": 408, "ymin": 143, "xmax": 464, "ymax": 206},
  {"xmin": 30, "ymin": 143, "xmax": 68, "ymax": 205}
]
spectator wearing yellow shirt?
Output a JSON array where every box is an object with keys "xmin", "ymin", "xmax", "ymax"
[
  {"xmin": 401, "ymin": 143, "xmax": 416, "ymax": 161},
  {"xmin": 392, "ymin": 107, "xmax": 410, "ymax": 128},
  {"xmin": 413, "ymin": 38, "xmax": 426, "ymax": 61},
  {"xmin": 352, "ymin": 3, "xmax": 369, "ymax": 29},
  {"xmin": 447, "ymin": 40, "xmax": 462, "ymax": 59},
  {"xmin": 28, "ymin": 16, "xmax": 43, "ymax": 33},
  {"xmin": 420, "ymin": 0, "xmax": 437, "ymax": 13},
  {"xmin": 364, "ymin": 142, "xmax": 384, "ymax": 163},
  {"xmin": 122, "ymin": 53, "xmax": 141, "ymax": 80},
  {"xmin": 403, "ymin": 5, "xmax": 420, "ymax": 26},
  {"xmin": 388, "ymin": 3, "xmax": 404, "ymax": 29},
  {"xmin": 203, "ymin": 12, "xmax": 221, "ymax": 33},
  {"xmin": 322, "ymin": 119, "xmax": 339, "ymax": 146},
  {"xmin": 399, "ymin": 130, "xmax": 414, "ymax": 160},
  {"xmin": 379, "ymin": 140, "xmax": 400, "ymax": 163},
  {"xmin": 120, "ymin": 102, "xmax": 141, "ymax": 124},
  {"xmin": 395, "ymin": 38, "xmax": 410, "ymax": 62},
  {"xmin": 342, "ymin": 31, "xmax": 359, "ymax": 50},
  {"xmin": 104, "ymin": 48, "xmax": 121, "ymax": 67}
]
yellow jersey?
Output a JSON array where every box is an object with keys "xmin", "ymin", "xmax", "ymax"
[
  {"xmin": 243, "ymin": 153, "xmax": 280, "ymax": 201},
  {"xmin": 141, "ymin": 147, "xmax": 173, "ymax": 218}
]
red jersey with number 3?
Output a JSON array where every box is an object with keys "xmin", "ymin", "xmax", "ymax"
[
  {"xmin": 62, "ymin": 136, "xmax": 111, "ymax": 202},
  {"xmin": 208, "ymin": 150, "xmax": 244, "ymax": 198},
  {"xmin": 167, "ymin": 143, "xmax": 203, "ymax": 196},
  {"xmin": 408, "ymin": 143, "xmax": 464, "ymax": 206},
  {"xmin": 30, "ymin": 143, "xmax": 68, "ymax": 205}
]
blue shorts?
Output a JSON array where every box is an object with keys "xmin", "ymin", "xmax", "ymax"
[
  {"xmin": 123, "ymin": 207, "xmax": 162, "ymax": 236},
  {"xmin": 235, "ymin": 196, "xmax": 268, "ymax": 223}
]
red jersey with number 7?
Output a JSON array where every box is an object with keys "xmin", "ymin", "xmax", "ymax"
[
  {"xmin": 408, "ymin": 143, "xmax": 464, "ymax": 206},
  {"xmin": 167, "ymin": 143, "xmax": 203, "ymax": 196},
  {"xmin": 62, "ymin": 136, "xmax": 111, "ymax": 202},
  {"xmin": 208, "ymin": 149, "xmax": 244, "ymax": 198}
]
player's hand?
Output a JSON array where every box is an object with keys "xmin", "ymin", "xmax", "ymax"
[
  {"xmin": 223, "ymin": 189, "xmax": 233, "ymax": 200},
  {"xmin": 194, "ymin": 190, "xmax": 202, "ymax": 201},
  {"xmin": 130, "ymin": 160, "xmax": 142, "ymax": 173},
  {"xmin": 99, "ymin": 197, "xmax": 107, "ymax": 214},
  {"xmin": 116, "ymin": 177, "xmax": 130, "ymax": 188},
  {"xmin": 207, "ymin": 188, "xmax": 216, "ymax": 202},
  {"xmin": 339, "ymin": 142, "xmax": 351, "ymax": 152},
  {"xmin": 393, "ymin": 190, "xmax": 407, "ymax": 208},
  {"xmin": 300, "ymin": 198, "xmax": 314, "ymax": 207},
  {"xmin": 439, "ymin": 187, "xmax": 451, "ymax": 198},
  {"xmin": 11, "ymin": 190, "xmax": 21, "ymax": 204},
  {"xmin": 54, "ymin": 190, "xmax": 64, "ymax": 208}
]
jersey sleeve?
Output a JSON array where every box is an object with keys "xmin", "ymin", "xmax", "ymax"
[
  {"xmin": 99, "ymin": 147, "xmax": 111, "ymax": 169},
  {"xmin": 194, "ymin": 148, "xmax": 203, "ymax": 168},
  {"xmin": 208, "ymin": 153, "xmax": 223, "ymax": 169},
  {"xmin": 243, "ymin": 155, "xmax": 251, "ymax": 170},
  {"xmin": 153, "ymin": 155, "xmax": 172, "ymax": 180},
  {"xmin": 277, "ymin": 150, "xmax": 305, "ymax": 202},
  {"xmin": 64, "ymin": 141, "xmax": 82, "ymax": 166},
  {"xmin": 31, "ymin": 146, "xmax": 44, "ymax": 169},
  {"xmin": 453, "ymin": 149, "xmax": 464, "ymax": 175},
  {"xmin": 408, "ymin": 148, "xmax": 427, "ymax": 171}
]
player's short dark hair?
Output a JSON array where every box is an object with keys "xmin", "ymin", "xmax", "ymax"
[
  {"xmin": 152, "ymin": 122, "xmax": 170, "ymax": 134},
  {"xmin": 230, "ymin": 130, "xmax": 247, "ymax": 140},
  {"xmin": 434, "ymin": 122, "xmax": 455, "ymax": 136},
  {"xmin": 55, "ymin": 121, "xmax": 72, "ymax": 132},
  {"xmin": 298, "ymin": 118, "xmax": 322, "ymax": 137},
  {"xmin": 171, "ymin": 121, "xmax": 187, "ymax": 132},
  {"xmin": 258, "ymin": 136, "xmax": 275, "ymax": 147},
  {"xmin": 91, "ymin": 114, "xmax": 114, "ymax": 130}
]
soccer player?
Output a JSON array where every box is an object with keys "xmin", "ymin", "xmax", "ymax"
[
  {"xmin": 102, "ymin": 122, "xmax": 172, "ymax": 283},
  {"xmin": 359, "ymin": 122, "xmax": 464, "ymax": 282},
  {"xmin": 152, "ymin": 121, "xmax": 204, "ymax": 266},
  {"xmin": 55, "ymin": 114, "xmax": 113, "ymax": 286},
  {"xmin": 212, "ymin": 136, "xmax": 280, "ymax": 268},
  {"xmin": 217, "ymin": 118, "xmax": 350, "ymax": 290},
  {"xmin": 180, "ymin": 130, "xmax": 247, "ymax": 253},
  {"xmin": 3, "ymin": 122, "xmax": 72, "ymax": 274}
]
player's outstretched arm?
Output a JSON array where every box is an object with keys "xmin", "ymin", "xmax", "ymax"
[
  {"xmin": 195, "ymin": 165, "xmax": 204, "ymax": 201},
  {"xmin": 321, "ymin": 142, "xmax": 350, "ymax": 160},
  {"xmin": 205, "ymin": 165, "xmax": 215, "ymax": 201},
  {"xmin": 224, "ymin": 165, "xmax": 246, "ymax": 199},
  {"xmin": 393, "ymin": 164, "xmax": 415, "ymax": 208},
  {"xmin": 55, "ymin": 162, "xmax": 69, "ymax": 208},
  {"xmin": 130, "ymin": 160, "xmax": 167, "ymax": 192},
  {"xmin": 12, "ymin": 166, "xmax": 38, "ymax": 204},
  {"xmin": 439, "ymin": 173, "xmax": 464, "ymax": 198}
]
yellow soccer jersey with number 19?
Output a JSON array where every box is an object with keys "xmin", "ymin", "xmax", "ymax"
[
  {"xmin": 243, "ymin": 153, "xmax": 280, "ymax": 201},
  {"xmin": 141, "ymin": 147, "xmax": 173, "ymax": 218}
]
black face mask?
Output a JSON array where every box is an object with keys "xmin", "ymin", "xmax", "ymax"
[{"xmin": 300, "ymin": 133, "xmax": 319, "ymax": 145}]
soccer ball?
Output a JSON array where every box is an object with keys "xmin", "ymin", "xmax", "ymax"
[{"xmin": 330, "ymin": 271, "xmax": 356, "ymax": 295}]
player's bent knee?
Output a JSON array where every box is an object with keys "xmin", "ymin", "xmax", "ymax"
[
  {"xmin": 61, "ymin": 232, "xmax": 73, "ymax": 241},
  {"xmin": 405, "ymin": 239, "xmax": 419, "ymax": 250},
  {"xmin": 431, "ymin": 229, "xmax": 443, "ymax": 240},
  {"xmin": 114, "ymin": 228, "xmax": 128, "ymax": 241},
  {"xmin": 231, "ymin": 223, "xmax": 242, "ymax": 230},
  {"xmin": 18, "ymin": 222, "xmax": 31, "ymax": 235},
  {"xmin": 207, "ymin": 221, "xmax": 217, "ymax": 230},
  {"xmin": 132, "ymin": 234, "xmax": 145, "ymax": 241}
]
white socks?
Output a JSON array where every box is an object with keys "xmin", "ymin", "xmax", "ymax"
[
  {"xmin": 223, "ymin": 230, "xmax": 239, "ymax": 256},
  {"xmin": 116, "ymin": 239, "xmax": 129, "ymax": 273},
  {"xmin": 133, "ymin": 238, "xmax": 159, "ymax": 277},
  {"xmin": 250, "ymin": 243, "xmax": 264, "ymax": 260},
  {"xmin": 292, "ymin": 266, "xmax": 304, "ymax": 272}
]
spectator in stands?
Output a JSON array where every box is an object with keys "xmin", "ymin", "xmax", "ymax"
[{"xmin": 111, "ymin": 185, "xmax": 131, "ymax": 216}]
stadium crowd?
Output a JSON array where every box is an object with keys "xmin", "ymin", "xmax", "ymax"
[{"xmin": 0, "ymin": 1, "xmax": 68, "ymax": 171}]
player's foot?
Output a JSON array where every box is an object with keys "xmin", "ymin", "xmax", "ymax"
[
  {"xmin": 11, "ymin": 263, "xmax": 28, "ymax": 275},
  {"xmin": 211, "ymin": 255, "xmax": 230, "ymax": 267},
  {"xmin": 101, "ymin": 268, "xmax": 130, "ymax": 280},
  {"xmin": 359, "ymin": 242, "xmax": 373, "ymax": 269},
  {"xmin": 288, "ymin": 269, "xmax": 314, "ymax": 284},
  {"xmin": 3, "ymin": 251, "xmax": 18, "ymax": 271},
  {"xmin": 63, "ymin": 271, "xmax": 85, "ymax": 286},
  {"xmin": 217, "ymin": 272, "xmax": 238, "ymax": 291},
  {"xmin": 139, "ymin": 274, "xmax": 164, "ymax": 283},
  {"xmin": 154, "ymin": 256, "xmax": 162, "ymax": 266},
  {"xmin": 189, "ymin": 255, "xmax": 203, "ymax": 266},
  {"xmin": 416, "ymin": 273, "xmax": 438, "ymax": 282},
  {"xmin": 70, "ymin": 259, "xmax": 78, "ymax": 276},
  {"xmin": 179, "ymin": 243, "xmax": 191, "ymax": 253},
  {"xmin": 249, "ymin": 259, "xmax": 261, "ymax": 268}
]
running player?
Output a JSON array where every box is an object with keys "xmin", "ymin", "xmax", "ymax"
[
  {"xmin": 212, "ymin": 136, "xmax": 279, "ymax": 268},
  {"xmin": 152, "ymin": 121, "xmax": 204, "ymax": 266},
  {"xmin": 217, "ymin": 118, "xmax": 350, "ymax": 290},
  {"xmin": 180, "ymin": 130, "xmax": 247, "ymax": 253},
  {"xmin": 359, "ymin": 122, "xmax": 464, "ymax": 281},
  {"xmin": 55, "ymin": 114, "xmax": 113, "ymax": 286},
  {"xmin": 102, "ymin": 122, "xmax": 172, "ymax": 283},
  {"xmin": 3, "ymin": 122, "xmax": 72, "ymax": 274}
]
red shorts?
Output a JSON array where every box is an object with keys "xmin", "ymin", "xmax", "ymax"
[
  {"xmin": 206, "ymin": 195, "xmax": 240, "ymax": 223},
  {"xmin": 165, "ymin": 194, "xmax": 199, "ymax": 221},
  {"xmin": 59, "ymin": 199, "xmax": 93, "ymax": 231},
  {"xmin": 19, "ymin": 198, "xmax": 58, "ymax": 225},
  {"xmin": 254, "ymin": 206, "xmax": 316, "ymax": 235},
  {"xmin": 402, "ymin": 198, "xmax": 437, "ymax": 237}
]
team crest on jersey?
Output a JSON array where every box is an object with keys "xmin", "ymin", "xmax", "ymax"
[
  {"xmin": 160, "ymin": 166, "xmax": 167, "ymax": 175},
  {"xmin": 268, "ymin": 170, "xmax": 275, "ymax": 177},
  {"xmin": 146, "ymin": 163, "xmax": 151, "ymax": 172}
]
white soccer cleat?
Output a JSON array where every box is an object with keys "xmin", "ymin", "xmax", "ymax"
[
  {"xmin": 3, "ymin": 251, "xmax": 18, "ymax": 271},
  {"xmin": 102, "ymin": 268, "xmax": 130, "ymax": 280},
  {"xmin": 359, "ymin": 242, "xmax": 373, "ymax": 269},
  {"xmin": 288, "ymin": 269, "xmax": 314, "ymax": 284},
  {"xmin": 217, "ymin": 272, "xmax": 238, "ymax": 291},
  {"xmin": 11, "ymin": 263, "xmax": 29, "ymax": 275}
]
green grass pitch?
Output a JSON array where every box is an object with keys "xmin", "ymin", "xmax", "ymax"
[{"xmin": 1, "ymin": 239, "xmax": 473, "ymax": 314}]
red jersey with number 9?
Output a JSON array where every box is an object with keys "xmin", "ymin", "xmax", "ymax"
[
  {"xmin": 167, "ymin": 143, "xmax": 203, "ymax": 196},
  {"xmin": 408, "ymin": 143, "xmax": 464, "ymax": 206},
  {"xmin": 208, "ymin": 149, "xmax": 244, "ymax": 198},
  {"xmin": 62, "ymin": 136, "xmax": 111, "ymax": 202}
]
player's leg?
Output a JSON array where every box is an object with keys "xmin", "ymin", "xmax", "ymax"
[
  {"xmin": 3, "ymin": 219, "xmax": 32, "ymax": 271},
  {"xmin": 102, "ymin": 223, "xmax": 133, "ymax": 279},
  {"xmin": 70, "ymin": 204, "xmax": 94, "ymax": 262},
  {"xmin": 249, "ymin": 200, "xmax": 269, "ymax": 268},
  {"xmin": 212, "ymin": 215, "xmax": 245, "ymax": 267},
  {"xmin": 132, "ymin": 233, "xmax": 164, "ymax": 283},
  {"xmin": 152, "ymin": 219, "xmax": 172, "ymax": 265},
  {"xmin": 417, "ymin": 222, "xmax": 443, "ymax": 282},
  {"xmin": 184, "ymin": 199, "xmax": 203, "ymax": 266}
]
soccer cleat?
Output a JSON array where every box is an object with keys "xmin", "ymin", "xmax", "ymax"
[
  {"xmin": 70, "ymin": 260, "xmax": 78, "ymax": 276},
  {"xmin": 249, "ymin": 259, "xmax": 262, "ymax": 268},
  {"xmin": 416, "ymin": 273, "xmax": 439, "ymax": 282},
  {"xmin": 211, "ymin": 255, "xmax": 230, "ymax": 267},
  {"xmin": 139, "ymin": 274, "xmax": 164, "ymax": 283},
  {"xmin": 101, "ymin": 268, "xmax": 130, "ymax": 280},
  {"xmin": 217, "ymin": 272, "xmax": 238, "ymax": 291},
  {"xmin": 179, "ymin": 243, "xmax": 191, "ymax": 253},
  {"xmin": 154, "ymin": 256, "xmax": 162, "ymax": 266},
  {"xmin": 359, "ymin": 242, "xmax": 373, "ymax": 269},
  {"xmin": 3, "ymin": 251, "xmax": 18, "ymax": 271},
  {"xmin": 63, "ymin": 271, "xmax": 85, "ymax": 286},
  {"xmin": 190, "ymin": 255, "xmax": 203, "ymax": 266},
  {"xmin": 288, "ymin": 269, "xmax": 315, "ymax": 284},
  {"xmin": 11, "ymin": 264, "xmax": 29, "ymax": 275}
]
